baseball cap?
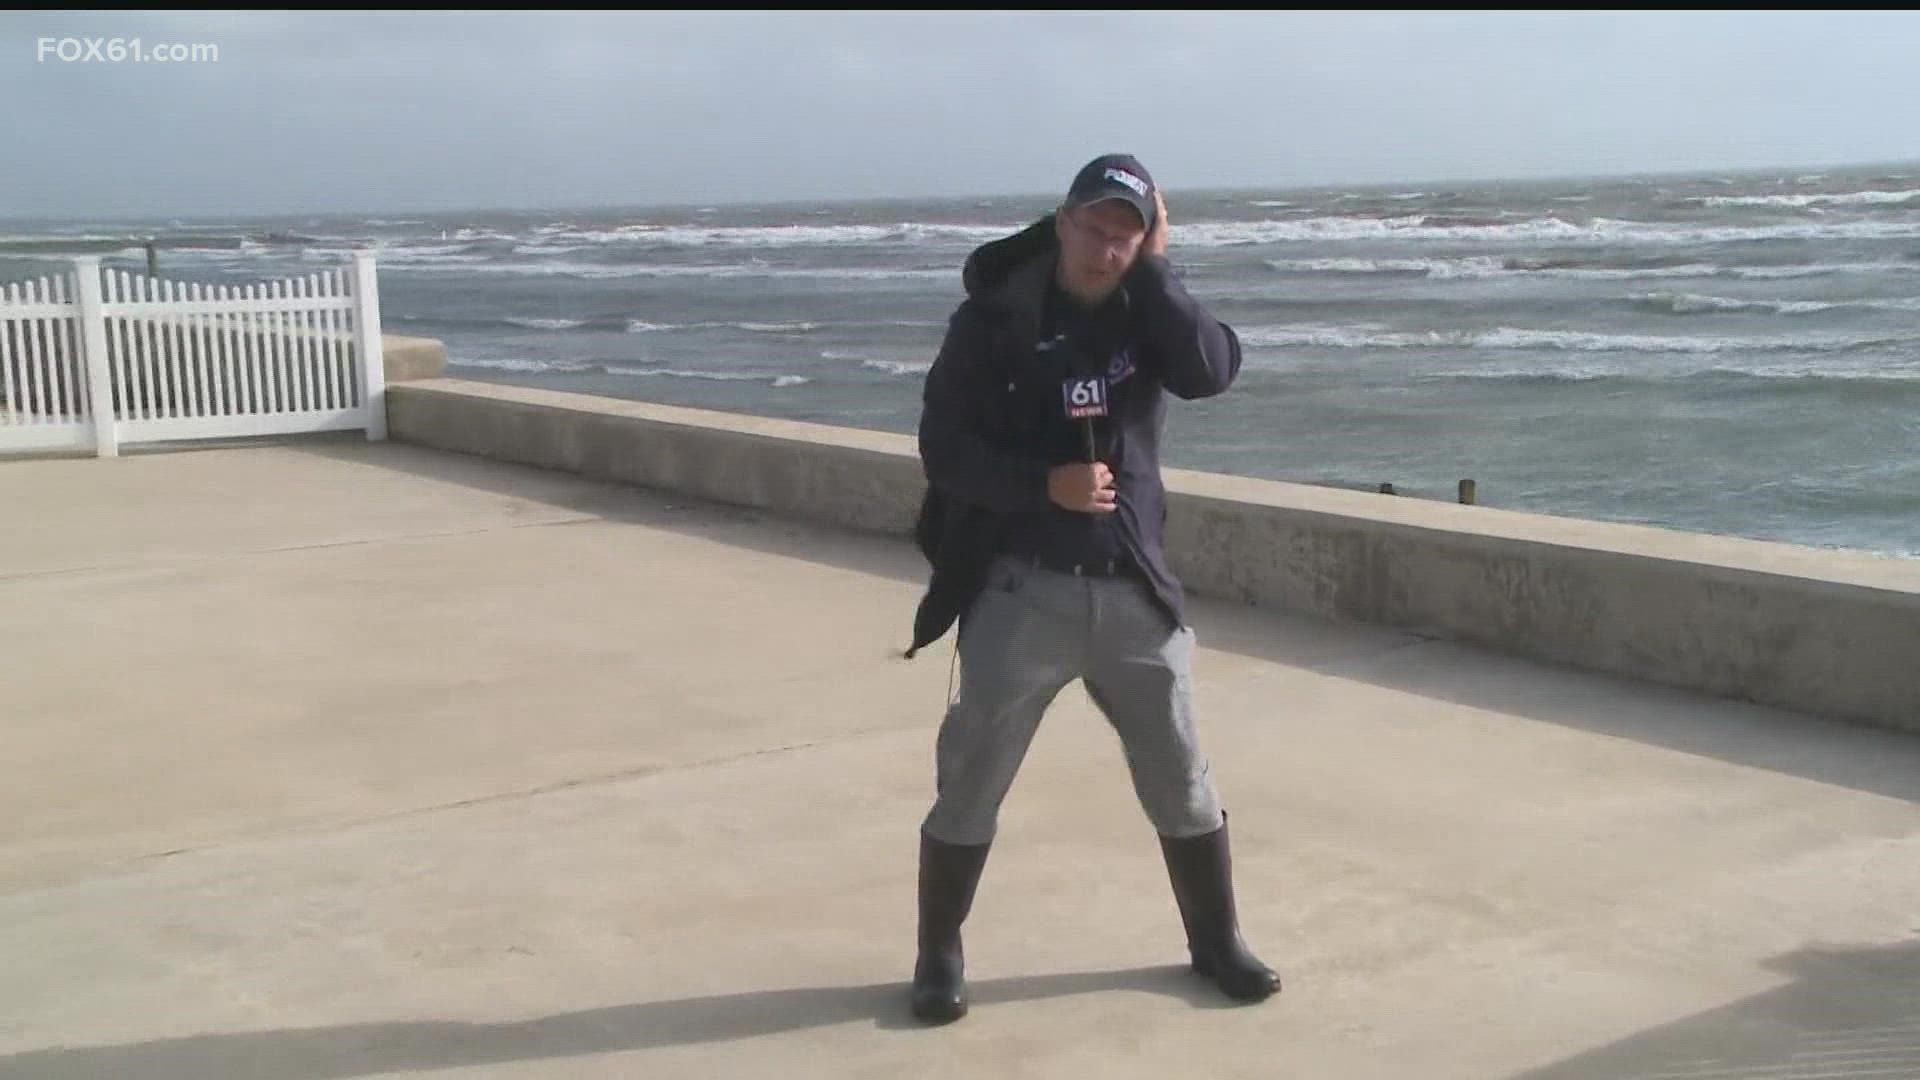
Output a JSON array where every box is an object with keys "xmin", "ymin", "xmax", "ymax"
[{"xmin": 1065, "ymin": 153, "xmax": 1157, "ymax": 229}]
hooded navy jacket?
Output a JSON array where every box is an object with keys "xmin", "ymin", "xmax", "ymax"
[{"xmin": 903, "ymin": 217, "xmax": 1243, "ymax": 658}]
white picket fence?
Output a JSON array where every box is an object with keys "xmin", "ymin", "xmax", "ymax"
[{"xmin": 0, "ymin": 253, "xmax": 385, "ymax": 457}]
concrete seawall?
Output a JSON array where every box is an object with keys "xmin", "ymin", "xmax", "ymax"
[
  {"xmin": 381, "ymin": 334, "xmax": 450, "ymax": 383},
  {"xmin": 388, "ymin": 376, "xmax": 1920, "ymax": 734}
]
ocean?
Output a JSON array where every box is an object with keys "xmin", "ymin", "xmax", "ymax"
[{"xmin": 5, "ymin": 163, "xmax": 1918, "ymax": 558}]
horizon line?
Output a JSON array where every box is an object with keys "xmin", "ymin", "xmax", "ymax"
[{"xmin": 7, "ymin": 155, "xmax": 1920, "ymax": 227}]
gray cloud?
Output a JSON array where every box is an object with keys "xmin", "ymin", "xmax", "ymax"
[{"xmin": 6, "ymin": 11, "xmax": 1920, "ymax": 219}]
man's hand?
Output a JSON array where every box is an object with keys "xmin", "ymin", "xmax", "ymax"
[
  {"xmin": 1145, "ymin": 188, "xmax": 1168, "ymax": 257},
  {"xmin": 1048, "ymin": 462, "xmax": 1118, "ymax": 514}
]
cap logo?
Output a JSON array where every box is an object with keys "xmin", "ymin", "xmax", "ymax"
[{"xmin": 1103, "ymin": 168, "xmax": 1149, "ymax": 197}]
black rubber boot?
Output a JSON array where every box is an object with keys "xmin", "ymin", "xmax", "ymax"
[
  {"xmin": 911, "ymin": 831, "xmax": 993, "ymax": 1024},
  {"xmin": 1158, "ymin": 812, "xmax": 1281, "ymax": 1002}
]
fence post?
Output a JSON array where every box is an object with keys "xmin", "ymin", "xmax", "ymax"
[
  {"xmin": 351, "ymin": 251, "xmax": 387, "ymax": 441},
  {"xmin": 73, "ymin": 257, "xmax": 118, "ymax": 458}
]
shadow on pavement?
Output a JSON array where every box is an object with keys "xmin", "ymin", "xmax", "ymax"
[
  {"xmin": 1508, "ymin": 938, "xmax": 1920, "ymax": 1080},
  {"xmin": 0, "ymin": 965, "xmax": 1240, "ymax": 1079}
]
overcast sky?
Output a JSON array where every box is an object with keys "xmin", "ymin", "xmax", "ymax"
[{"xmin": 7, "ymin": 10, "xmax": 1920, "ymax": 220}]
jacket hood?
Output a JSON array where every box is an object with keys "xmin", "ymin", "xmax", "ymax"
[{"xmin": 962, "ymin": 215, "xmax": 1058, "ymax": 302}]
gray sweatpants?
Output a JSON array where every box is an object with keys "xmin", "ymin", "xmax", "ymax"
[{"xmin": 920, "ymin": 554, "xmax": 1225, "ymax": 846}]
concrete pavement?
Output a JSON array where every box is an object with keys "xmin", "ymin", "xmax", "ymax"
[{"xmin": 2, "ymin": 436, "xmax": 1917, "ymax": 1079}]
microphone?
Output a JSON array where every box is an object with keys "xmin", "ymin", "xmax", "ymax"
[{"xmin": 1061, "ymin": 372, "xmax": 1109, "ymax": 464}]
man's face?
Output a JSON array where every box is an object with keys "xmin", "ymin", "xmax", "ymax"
[{"xmin": 1056, "ymin": 198, "xmax": 1148, "ymax": 302}]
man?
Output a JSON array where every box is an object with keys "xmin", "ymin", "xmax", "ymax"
[{"xmin": 902, "ymin": 153, "xmax": 1280, "ymax": 1024}]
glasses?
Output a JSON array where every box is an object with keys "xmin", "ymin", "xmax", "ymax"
[{"xmin": 1065, "ymin": 208, "xmax": 1145, "ymax": 255}]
